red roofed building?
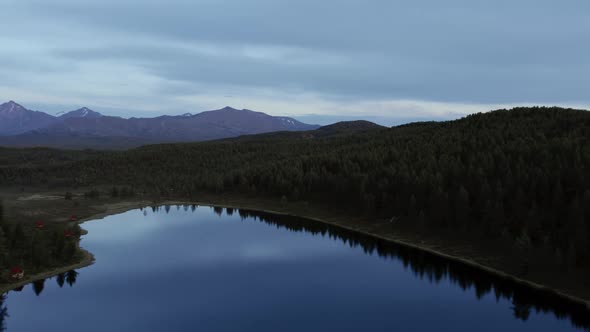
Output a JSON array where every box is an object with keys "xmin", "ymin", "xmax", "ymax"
[
  {"xmin": 64, "ymin": 230, "xmax": 73, "ymax": 238},
  {"xmin": 10, "ymin": 266, "xmax": 24, "ymax": 280},
  {"xmin": 35, "ymin": 221, "xmax": 45, "ymax": 229},
  {"xmin": 69, "ymin": 215, "xmax": 78, "ymax": 222}
]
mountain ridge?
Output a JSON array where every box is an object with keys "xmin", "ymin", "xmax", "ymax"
[
  {"xmin": 0, "ymin": 101, "xmax": 321, "ymax": 149},
  {"xmin": 0, "ymin": 101, "xmax": 58, "ymax": 135},
  {"xmin": 59, "ymin": 107, "xmax": 103, "ymax": 119}
]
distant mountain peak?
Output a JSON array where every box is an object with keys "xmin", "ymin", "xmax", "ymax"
[
  {"xmin": 0, "ymin": 101, "xmax": 320, "ymax": 148},
  {"xmin": 220, "ymin": 106, "xmax": 241, "ymax": 111},
  {"xmin": 0, "ymin": 100, "xmax": 57, "ymax": 135},
  {"xmin": 60, "ymin": 107, "xmax": 102, "ymax": 119},
  {"xmin": 0, "ymin": 100, "xmax": 28, "ymax": 113}
]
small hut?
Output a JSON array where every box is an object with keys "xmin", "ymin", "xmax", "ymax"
[
  {"xmin": 64, "ymin": 230, "xmax": 73, "ymax": 238},
  {"xmin": 69, "ymin": 215, "xmax": 78, "ymax": 222},
  {"xmin": 35, "ymin": 221, "xmax": 45, "ymax": 230},
  {"xmin": 10, "ymin": 266, "xmax": 24, "ymax": 280}
]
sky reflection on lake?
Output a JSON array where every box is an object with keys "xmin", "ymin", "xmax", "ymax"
[{"xmin": 2, "ymin": 205, "xmax": 587, "ymax": 332}]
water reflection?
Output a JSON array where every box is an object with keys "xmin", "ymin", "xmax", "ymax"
[
  {"xmin": 52, "ymin": 270, "xmax": 78, "ymax": 290},
  {"xmin": 3, "ymin": 205, "xmax": 589, "ymax": 331},
  {"xmin": 0, "ymin": 269, "xmax": 80, "ymax": 331},
  {"xmin": 56, "ymin": 273, "xmax": 65, "ymax": 288},
  {"xmin": 0, "ymin": 294, "xmax": 6, "ymax": 332},
  {"xmin": 32, "ymin": 279, "xmax": 45, "ymax": 296},
  {"xmin": 66, "ymin": 270, "xmax": 78, "ymax": 287},
  {"xmin": 135, "ymin": 204, "xmax": 590, "ymax": 330},
  {"xmin": 226, "ymin": 207, "xmax": 590, "ymax": 330}
]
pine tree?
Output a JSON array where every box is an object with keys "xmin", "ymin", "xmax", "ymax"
[
  {"xmin": 0, "ymin": 227, "xmax": 7, "ymax": 269},
  {"xmin": 53, "ymin": 230, "xmax": 65, "ymax": 260},
  {"xmin": 454, "ymin": 186, "xmax": 470, "ymax": 227},
  {"xmin": 11, "ymin": 224, "xmax": 25, "ymax": 251},
  {"xmin": 62, "ymin": 241, "xmax": 76, "ymax": 261},
  {"xmin": 583, "ymin": 190, "xmax": 590, "ymax": 221},
  {"xmin": 417, "ymin": 210, "xmax": 426, "ymax": 231},
  {"xmin": 568, "ymin": 199, "xmax": 588, "ymax": 262}
]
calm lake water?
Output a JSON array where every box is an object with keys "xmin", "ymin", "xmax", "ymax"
[{"xmin": 2, "ymin": 205, "xmax": 588, "ymax": 331}]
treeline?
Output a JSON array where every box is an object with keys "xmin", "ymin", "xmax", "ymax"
[
  {"xmin": 0, "ymin": 147, "xmax": 105, "ymax": 168},
  {"xmin": 1, "ymin": 107, "xmax": 589, "ymax": 266},
  {"xmin": 0, "ymin": 202, "xmax": 83, "ymax": 282}
]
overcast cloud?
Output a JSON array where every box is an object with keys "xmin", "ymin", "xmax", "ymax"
[{"xmin": 1, "ymin": 0, "xmax": 589, "ymax": 124}]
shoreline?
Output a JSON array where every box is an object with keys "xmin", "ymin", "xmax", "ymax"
[
  {"xmin": 2, "ymin": 197, "xmax": 589, "ymax": 311},
  {"xmin": 0, "ymin": 249, "xmax": 95, "ymax": 295},
  {"xmin": 185, "ymin": 200, "xmax": 590, "ymax": 311},
  {"xmin": 0, "ymin": 200, "xmax": 153, "ymax": 295}
]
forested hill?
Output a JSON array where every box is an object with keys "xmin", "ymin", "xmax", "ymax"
[
  {"xmin": 1, "ymin": 106, "xmax": 590, "ymax": 266},
  {"xmin": 315, "ymin": 120, "xmax": 386, "ymax": 136}
]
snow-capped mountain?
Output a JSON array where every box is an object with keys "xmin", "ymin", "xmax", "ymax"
[
  {"xmin": 59, "ymin": 107, "xmax": 103, "ymax": 119},
  {"xmin": 0, "ymin": 101, "xmax": 58, "ymax": 135},
  {"xmin": 0, "ymin": 101, "xmax": 320, "ymax": 149}
]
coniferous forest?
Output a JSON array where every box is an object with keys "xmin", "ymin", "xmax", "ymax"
[
  {"xmin": 0, "ymin": 211, "xmax": 83, "ymax": 284},
  {"xmin": 1, "ymin": 107, "xmax": 589, "ymax": 267}
]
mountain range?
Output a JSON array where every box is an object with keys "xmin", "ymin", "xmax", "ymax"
[{"xmin": 0, "ymin": 101, "xmax": 322, "ymax": 149}]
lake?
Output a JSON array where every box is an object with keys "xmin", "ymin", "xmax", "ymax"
[{"xmin": 2, "ymin": 205, "xmax": 588, "ymax": 331}]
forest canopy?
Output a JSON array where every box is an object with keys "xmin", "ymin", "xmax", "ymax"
[{"xmin": 1, "ymin": 107, "xmax": 589, "ymax": 266}]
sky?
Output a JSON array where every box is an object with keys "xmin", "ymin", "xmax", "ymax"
[{"xmin": 1, "ymin": 0, "xmax": 589, "ymax": 125}]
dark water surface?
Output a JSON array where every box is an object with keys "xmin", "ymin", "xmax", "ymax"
[{"xmin": 2, "ymin": 206, "xmax": 588, "ymax": 331}]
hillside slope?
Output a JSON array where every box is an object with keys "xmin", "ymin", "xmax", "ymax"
[
  {"xmin": 0, "ymin": 101, "xmax": 57, "ymax": 135},
  {"xmin": 1, "ymin": 107, "xmax": 589, "ymax": 269}
]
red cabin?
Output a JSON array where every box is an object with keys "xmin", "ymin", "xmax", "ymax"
[
  {"xmin": 10, "ymin": 266, "xmax": 24, "ymax": 280},
  {"xmin": 69, "ymin": 215, "xmax": 78, "ymax": 222},
  {"xmin": 64, "ymin": 230, "xmax": 73, "ymax": 238},
  {"xmin": 35, "ymin": 221, "xmax": 45, "ymax": 229}
]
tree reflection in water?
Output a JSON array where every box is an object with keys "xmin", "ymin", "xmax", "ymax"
[
  {"xmin": 56, "ymin": 273, "xmax": 65, "ymax": 288},
  {"xmin": 32, "ymin": 279, "xmax": 45, "ymax": 296},
  {"xmin": 0, "ymin": 269, "xmax": 80, "ymax": 331},
  {"xmin": 66, "ymin": 270, "xmax": 78, "ymax": 287},
  {"xmin": 227, "ymin": 207, "xmax": 590, "ymax": 330},
  {"xmin": 3, "ymin": 206, "xmax": 589, "ymax": 330},
  {"xmin": 54, "ymin": 270, "xmax": 77, "ymax": 289},
  {"xmin": 0, "ymin": 294, "xmax": 7, "ymax": 332}
]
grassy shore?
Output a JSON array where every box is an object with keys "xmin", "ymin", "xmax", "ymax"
[
  {"xmin": 0, "ymin": 249, "xmax": 94, "ymax": 294},
  {"xmin": 1, "ymin": 188, "xmax": 589, "ymax": 311}
]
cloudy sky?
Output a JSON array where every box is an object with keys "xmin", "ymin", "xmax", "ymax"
[{"xmin": 1, "ymin": 0, "xmax": 589, "ymax": 125}]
